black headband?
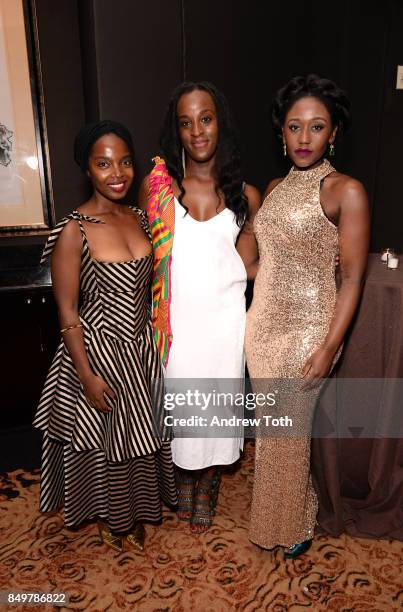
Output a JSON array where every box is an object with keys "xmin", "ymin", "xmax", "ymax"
[{"xmin": 74, "ymin": 120, "xmax": 134, "ymax": 171}]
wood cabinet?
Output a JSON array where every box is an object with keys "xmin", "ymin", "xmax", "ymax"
[
  {"xmin": 0, "ymin": 242, "xmax": 60, "ymax": 470},
  {"xmin": 0, "ymin": 287, "xmax": 59, "ymax": 471},
  {"xmin": 1, "ymin": 289, "xmax": 59, "ymax": 429}
]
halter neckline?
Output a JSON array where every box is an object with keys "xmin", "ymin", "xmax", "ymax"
[{"xmin": 288, "ymin": 158, "xmax": 335, "ymax": 182}]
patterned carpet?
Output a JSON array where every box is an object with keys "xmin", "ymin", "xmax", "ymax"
[{"xmin": 1, "ymin": 443, "xmax": 402, "ymax": 611}]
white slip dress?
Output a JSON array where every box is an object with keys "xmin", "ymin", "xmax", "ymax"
[{"xmin": 165, "ymin": 198, "xmax": 246, "ymax": 470}]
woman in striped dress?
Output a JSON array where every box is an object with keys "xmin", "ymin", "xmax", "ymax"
[{"xmin": 34, "ymin": 121, "xmax": 177, "ymax": 552}]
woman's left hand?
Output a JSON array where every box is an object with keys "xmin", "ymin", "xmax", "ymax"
[{"xmin": 300, "ymin": 346, "xmax": 335, "ymax": 390}]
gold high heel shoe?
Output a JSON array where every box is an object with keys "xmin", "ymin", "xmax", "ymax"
[
  {"xmin": 97, "ymin": 520, "xmax": 124, "ymax": 552},
  {"xmin": 126, "ymin": 522, "xmax": 145, "ymax": 551}
]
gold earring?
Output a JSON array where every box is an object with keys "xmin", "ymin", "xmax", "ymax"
[
  {"xmin": 283, "ymin": 141, "xmax": 287, "ymax": 157},
  {"xmin": 329, "ymin": 143, "xmax": 335, "ymax": 157}
]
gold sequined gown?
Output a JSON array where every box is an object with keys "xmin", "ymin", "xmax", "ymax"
[{"xmin": 245, "ymin": 159, "xmax": 338, "ymax": 549}]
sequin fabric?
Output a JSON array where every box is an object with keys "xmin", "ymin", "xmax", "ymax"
[{"xmin": 245, "ymin": 159, "xmax": 338, "ymax": 549}]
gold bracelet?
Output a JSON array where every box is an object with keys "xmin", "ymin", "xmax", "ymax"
[{"xmin": 61, "ymin": 323, "xmax": 83, "ymax": 334}]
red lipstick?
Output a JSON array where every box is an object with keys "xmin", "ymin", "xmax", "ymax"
[{"xmin": 295, "ymin": 149, "xmax": 312, "ymax": 158}]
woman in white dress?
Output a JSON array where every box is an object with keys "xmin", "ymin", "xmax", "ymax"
[{"xmin": 140, "ymin": 81, "xmax": 260, "ymax": 532}]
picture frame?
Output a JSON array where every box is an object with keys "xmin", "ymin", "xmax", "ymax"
[{"xmin": 0, "ymin": 0, "xmax": 54, "ymax": 235}]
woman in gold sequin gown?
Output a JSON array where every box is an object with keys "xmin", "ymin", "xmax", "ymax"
[{"xmin": 245, "ymin": 75, "xmax": 369, "ymax": 556}]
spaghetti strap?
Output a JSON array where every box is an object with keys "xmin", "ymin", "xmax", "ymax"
[{"xmin": 40, "ymin": 211, "xmax": 104, "ymax": 264}]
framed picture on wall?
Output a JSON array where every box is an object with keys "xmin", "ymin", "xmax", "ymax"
[{"xmin": 0, "ymin": 0, "xmax": 54, "ymax": 235}]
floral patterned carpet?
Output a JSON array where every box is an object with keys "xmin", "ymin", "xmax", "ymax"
[{"xmin": 1, "ymin": 443, "xmax": 402, "ymax": 611}]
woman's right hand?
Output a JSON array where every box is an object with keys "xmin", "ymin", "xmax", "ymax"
[{"xmin": 81, "ymin": 373, "xmax": 116, "ymax": 413}]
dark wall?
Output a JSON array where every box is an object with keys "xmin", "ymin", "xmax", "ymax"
[
  {"xmin": 79, "ymin": 0, "xmax": 183, "ymax": 189},
  {"xmin": 371, "ymin": 1, "xmax": 403, "ymax": 251},
  {"xmin": 234, "ymin": 0, "xmax": 402, "ymax": 253},
  {"xmin": 182, "ymin": 0, "xmax": 242, "ymax": 121},
  {"xmin": 236, "ymin": 1, "xmax": 387, "ymax": 182},
  {"xmin": 34, "ymin": 0, "xmax": 87, "ymax": 219}
]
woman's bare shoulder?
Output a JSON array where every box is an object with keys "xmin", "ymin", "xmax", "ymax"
[
  {"xmin": 326, "ymin": 172, "xmax": 368, "ymax": 209},
  {"xmin": 263, "ymin": 177, "xmax": 284, "ymax": 200}
]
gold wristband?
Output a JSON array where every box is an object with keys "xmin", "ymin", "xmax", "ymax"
[{"xmin": 61, "ymin": 323, "xmax": 83, "ymax": 334}]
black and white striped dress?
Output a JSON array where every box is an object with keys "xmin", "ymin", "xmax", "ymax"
[{"xmin": 34, "ymin": 209, "xmax": 177, "ymax": 532}]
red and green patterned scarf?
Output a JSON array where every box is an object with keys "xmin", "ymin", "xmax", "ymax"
[{"xmin": 146, "ymin": 157, "xmax": 175, "ymax": 366}]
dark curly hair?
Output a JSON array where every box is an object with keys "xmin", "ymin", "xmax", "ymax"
[
  {"xmin": 159, "ymin": 81, "xmax": 248, "ymax": 227},
  {"xmin": 272, "ymin": 74, "xmax": 351, "ymax": 135}
]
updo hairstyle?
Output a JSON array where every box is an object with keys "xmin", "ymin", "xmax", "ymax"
[{"xmin": 271, "ymin": 74, "xmax": 351, "ymax": 135}]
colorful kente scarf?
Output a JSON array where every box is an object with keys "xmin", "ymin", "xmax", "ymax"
[{"xmin": 147, "ymin": 157, "xmax": 175, "ymax": 366}]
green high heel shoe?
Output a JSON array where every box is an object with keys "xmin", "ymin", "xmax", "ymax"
[{"xmin": 284, "ymin": 539, "xmax": 312, "ymax": 559}]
